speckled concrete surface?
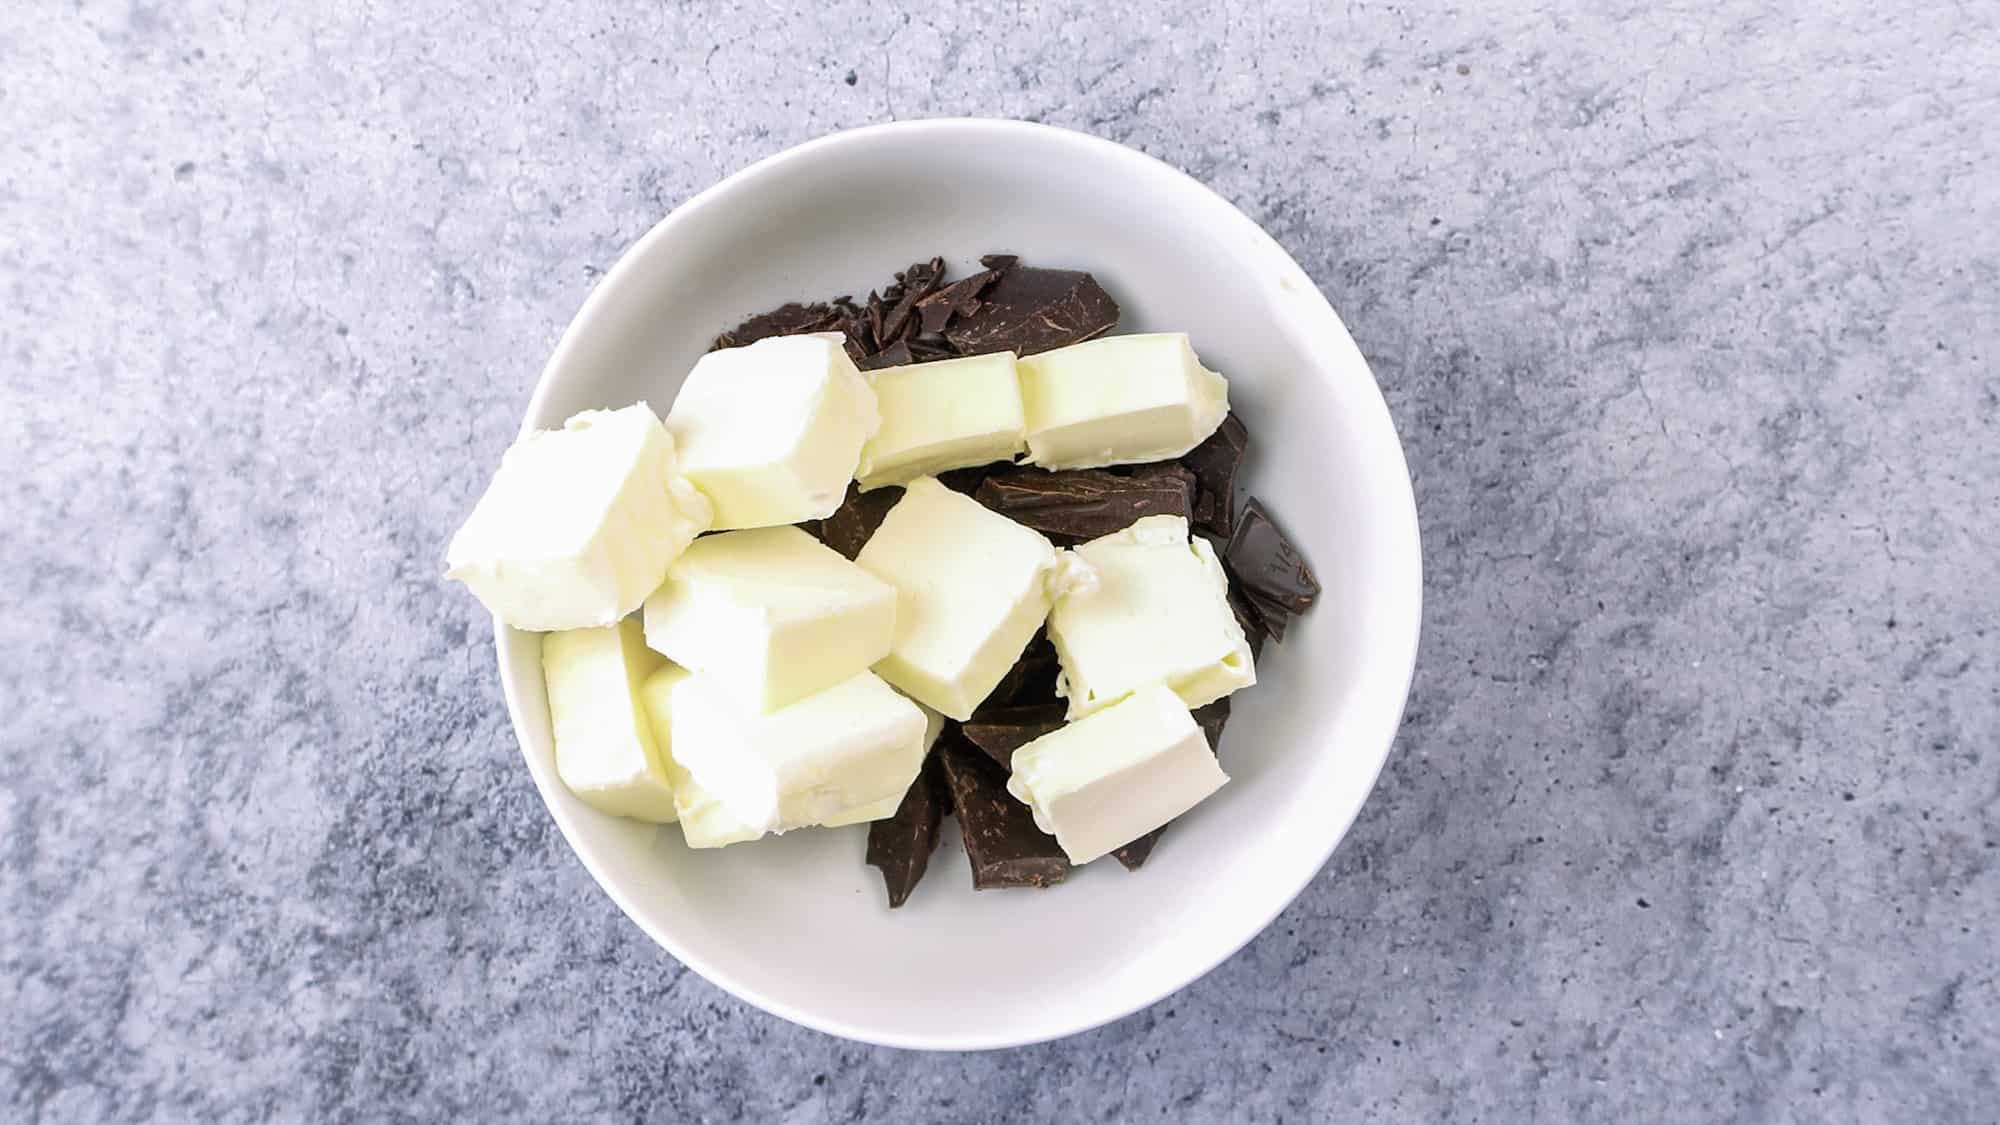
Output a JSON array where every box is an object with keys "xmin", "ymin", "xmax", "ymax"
[{"xmin": 6, "ymin": 1, "xmax": 1997, "ymax": 1121}]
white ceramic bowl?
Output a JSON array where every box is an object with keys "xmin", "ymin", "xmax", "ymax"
[{"xmin": 497, "ymin": 119, "xmax": 1422, "ymax": 1050}]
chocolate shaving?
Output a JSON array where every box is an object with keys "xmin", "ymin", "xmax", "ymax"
[
  {"xmin": 974, "ymin": 465, "xmax": 1193, "ymax": 544},
  {"xmin": 1224, "ymin": 499, "xmax": 1320, "ymax": 615},
  {"xmin": 914, "ymin": 267, "xmax": 1004, "ymax": 336},
  {"xmin": 1181, "ymin": 413, "xmax": 1250, "ymax": 536},
  {"xmin": 880, "ymin": 257, "xmax": 945, "ymax": 343},
  {"xmin": 943, "ymin": 267, "xmax": 1120, "ymax": 357},
  {"xmin": 816, "ymin": 481, "xmax": 902, "ymax": 560},
  {"xmin": 938, "ymin": 740, "xmax": 1068, "ymax": 889},
  {"xmin": 865, "ymin": 754, "xmax": 948, "ymax": 908},
  {"xmin": 858, "ymin": 340, "xmax": 914, "ymax": 371},
  {"xmin": 960, "ymin": 703, "xmax": 1068, "ymax": 771}
]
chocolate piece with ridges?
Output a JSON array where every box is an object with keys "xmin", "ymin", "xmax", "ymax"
[
  {"xmin": 817, "ymin": 481, "xmax": 902, "ymax": 560},
  {"xmin": 960, "ymin": 703, "xmax": 1068, "ymax": 771},
  {"xmin": 1180, "ymin": 412, "xmax": 1250, "ymax": 536},
  {"xmin": 858, "ymin": 339, "xmax": 915, "ymax": 371},
  {"xmin": 880, "ymin": 257, "xmax": 947, "ymax": 343},
  {"xmin": 865, "ymin": 753, "xmax": 948, "ymax": 908},
  {"xmin": 1225, "ymin": 498, "xmax": 1320, "ymax": 615},
  {"xmin": 974, "ymin": 465, "xmax": 1193, "ymax": 544},
  {"xmin": 943, "ymin": 267, "xmax": 1119, "ymax": 356},
  {"xmin": 938, "ymin": 739, "xmax": 1069, "ymax": 889}
]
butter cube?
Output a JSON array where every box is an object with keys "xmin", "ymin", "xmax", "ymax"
[
  {"xmin": 637, "ymin": 664, "xmax": 765, "ymax": 848},
  {"xmin": 670, "ymin": 671, "xmax": 928, "ymax": 834},
  {"xmin": 1019, "ymin": 333, "xmax": 1230, "ymax": 470},
  {"xmin": 819, "ymin": 703, "xmax": 947, "ymax": 826},
  {"xmin": 855, "ymin": 352, "xmax": 1028, "ymax": 490},
  {"xmin": 448, "ymin": 404, "xmax": 713, "ymax": 631},
  {"xmin": 642, "ymin": 525, "xmax": 897, "ymax": 714},
  {"xmin": 855, "ymin": 477, "xmax": 1060, "ymax": 720},
  {"xmin": 665, "ymin": 333, "xmax": 880, "ymax": 529},
  {"xmin": 1007, "ymin": 684, "xmax": 1228, "ymax": 864},
  {"xmin": 1048, "ymin": 515, "xmax": 1255, "ymax": 718},
  {"xmin": 543, "ymin": 617, "xmax": 678, "ymax": 822}
]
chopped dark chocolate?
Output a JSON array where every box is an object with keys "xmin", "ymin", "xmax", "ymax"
[
  {"xmin": 712, "ymin": 302, "xmax": 843, "ymax": 349},
  {"xmin": 1224, "ymin": 499, "xmax": 1321, "ymax": 615},
  {"xmin": 857, "ymin": 339, "xmax": 915, "ymax": 371},
  {"xmin": 1111, "ymin": 828, "xmax": 1165, "ymax": 872},
  {"xmin": 937, "ymin": 740, "xmax": 1068, "ymax": 889},
  {"xmin": 914, "ymin": 267, "xmax": 1003, "ymax": 335},
  {"xmin": 817, "ymin": 481, "xmax": 902, "ymax": 560},
  {"xmin": 879, "ymin": 257, "xmax": 946, "ymax": 343},
  {"xmin": 935, "ymin": 463, "xmax": 1000, "ymax": 498},
  {"xmin": 978, "ymin": 629, "xmax": 1061, "ymax": 710},
  {"xmin": 865, "ymin": 754, "xmax": 948, "ymax": 908},
  {"xmin": 959, "ymin": 703, "xmax": 1068, "ymax": 771},
  {"xmin": 974, "ymin": 465, "xmax": 1193, "ymax": 543},
  {"xmin": 943, "ymin": 267, "xmax": 1120, "ymax": 356},
  {"xmin": 1192, "ymin": 697, "xmax": 1231, "ymax": 750},
  {"xmin": 1241, "ymin": 586, "xmax": 1291, "ymax": 644},
  {"xmin": 1180, "ymin": 413, "xmax": 1250, "ymax": 536}
]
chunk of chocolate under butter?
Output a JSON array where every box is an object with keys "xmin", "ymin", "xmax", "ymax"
[
  {"xmin": 938, "ymin": 739, "xmax": 1069, "ymax": 889},
  {"xmin": 974, "ymin": 463, "xmax": 1194, "ymax": 544}
]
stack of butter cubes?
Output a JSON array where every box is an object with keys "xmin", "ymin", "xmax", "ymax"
[{"xmin": 447, "ymin": 329, "xmax": 1255, "ymax": 864}]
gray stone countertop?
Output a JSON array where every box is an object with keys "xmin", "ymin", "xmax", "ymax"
[{"xmin": 6, "ymin": 2, "xmax": 1995, "ymax": 1121}]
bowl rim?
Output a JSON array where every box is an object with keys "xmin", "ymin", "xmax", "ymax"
[{"xmin": 493, "ymin": 117, "xmax": 1424, "ymax": 1050}]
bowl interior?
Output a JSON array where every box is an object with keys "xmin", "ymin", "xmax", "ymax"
[{"xmin": 500, "ymin": 121, "xmax": 1421, "ymax": 1049}]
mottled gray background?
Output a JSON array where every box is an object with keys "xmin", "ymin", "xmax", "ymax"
[{"xmin": 5, "ymin": 0, "xmax": 1996, "ymax": 1121}]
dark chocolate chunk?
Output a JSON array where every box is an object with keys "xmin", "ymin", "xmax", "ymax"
[
  {"xmin": 1111, "ymin": 828, "xmax": 1165, "ymax": 871},
  {"xmin": 959, "ymin": 703, "xmax": 1068, "ymax": 771},
  {"xmin": 1241, "ymin": 585, "xmax": 1291, "ymax": 644},
  {"xmin": 1192, "ymin": 698, "xmax": 1231, "ymax": 751},
  {"xmin": 857, "ymin": 339, "xmax": 915, "ymax": 371},
  {"xmin": 1224, "ymin": 499, "xmax": 1321, "ymax": 615},
  {"xmin": 974, "ymin": 465, "xmax": 1193, "ymax": 543},
  {"xmin": 880, "ymin": 257, "xmax": 946, "ymax": 343},
  {"xmin": 713, "ymin": 302, "xmax": 843, "ymax": 349},
  {"xmin": 865, "ymin": 754, "xmax": 948, "ymax": 908},
  {"xmin": 943, "ymin": 267, "xmax": 1119, "ymax": 356},
  {"xmin": 978, "ymin": 629, "xmax": 1061, "ymax": 709},
  {"xmin": 978, "ymin": 254, "xmax": 1019, "ymax": 271},
  {"xmin": 914, "ymin": 267, "xmax": 1004, "ymax": 336},
  {"xmin": 818, "ymin": 481, "xmax": 902, "ymax": 560},
  {"xmin": 935, "ymin": 463, "xmax": 999, "ymax": 497},
  {"xmin": 1180, "ymin": 413, "xmax": 1250, "ymax": 536},
  {"xmin": 938, "ymin": 740, "xmax": 1069, "ymax": 889}
]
